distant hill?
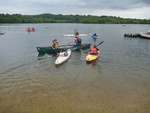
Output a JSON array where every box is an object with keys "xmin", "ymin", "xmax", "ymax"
[{"xmin": 0, "ymin": 13, "xmax": 150, "ymax": 24}]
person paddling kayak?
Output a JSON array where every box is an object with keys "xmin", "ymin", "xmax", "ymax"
[
  {"xmin": 86, "ymin": 45, "xmax": 100, "ymax": 63},
  {"xmin": 75, "ymin": 32, "xmax": 82, "ymax": 45},
  {"xmin": 55, "ymin": 49, "xmax": 71, "ymax": 65},
  {"xmin": 74, "ymin": 32, "xmax": 82, "ymax": 50},
  {"xmin": 52, "ymin": 39, "xmax": 59, "ymax": 48},
  {"xmin": 90, "ymin": 45, "xmax": 99, "ymax": 55}
]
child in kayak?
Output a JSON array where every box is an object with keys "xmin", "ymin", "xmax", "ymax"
[{"xmin": 90, "ymin": 45, "xmax": 99, "ymax": 55}]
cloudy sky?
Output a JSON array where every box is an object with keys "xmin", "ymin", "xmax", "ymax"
[{"xmin": 0, "ymin": 0, "xmax": 150, "ymax": 19}]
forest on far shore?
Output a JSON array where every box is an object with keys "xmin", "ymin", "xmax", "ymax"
[{"xmin": 0, "ymin": 13, "xmax": 150, "ymax": 24}]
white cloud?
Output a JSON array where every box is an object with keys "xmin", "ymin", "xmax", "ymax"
[{"xmin": 91, "ymin": 6, "xmax": 150, "ymax": 19}]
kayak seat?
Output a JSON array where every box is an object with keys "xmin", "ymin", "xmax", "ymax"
[
  {"xmin": 64, "ymin": 52, "xmax": 68, "ymax": 56},
  {"xmin": 90, "ymin": 52, "xmax": 98, "ymax": 55}
]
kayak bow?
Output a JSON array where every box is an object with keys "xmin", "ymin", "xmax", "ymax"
[
  {"xmin": 86, "ymin": 51, "xmax": 100, "ymax": 63},
  {"xmin": 55, "ymin": 49, "xmax": 72, "ymax": 65}
]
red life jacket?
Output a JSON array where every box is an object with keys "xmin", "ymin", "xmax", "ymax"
[{"xmin": 90, "ymin": 48, "xmax": 97, "ymax": 54}]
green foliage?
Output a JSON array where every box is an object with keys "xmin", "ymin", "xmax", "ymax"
[{"xmin": 0, "ymin": 13, "xmax": 150, "ymax": 24}]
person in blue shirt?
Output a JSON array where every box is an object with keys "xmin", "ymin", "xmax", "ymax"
[{"xmin": 92, "ymin": 33, "xmax": 98, "ymax": 43}]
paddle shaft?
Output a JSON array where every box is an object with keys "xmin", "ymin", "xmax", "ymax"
[
  {"xmin": 59, "ymin": 44, "xmax": 74, "ymax": 47},
  {"xmin": 96, "ymin": 41, "xmax": 104, "ymax": 47}
]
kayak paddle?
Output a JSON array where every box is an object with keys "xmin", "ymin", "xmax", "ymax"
[{"xmin": 96, "ymin": 41, "xmax": 104, "ymax": 47}]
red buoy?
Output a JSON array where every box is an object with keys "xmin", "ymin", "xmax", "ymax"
[
  {"xmin": 31, "ymin": 27, "xmax": 35, "ymax": 32},
  {"xmin": 27, "ymin": 27, "xmax": 31, "ymax": 32}
]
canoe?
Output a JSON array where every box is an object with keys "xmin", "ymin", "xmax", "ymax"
[
  {"xmin": 55, "ymin": 49, "xmax": 71, "ymax": 65},
  {"xmin": 37, "ymin": 47, "xmax": 68, "ymax": 56},
  {"xmin": 72, "ymin": 43, "xmax": 91, "ymax": 51},
  {"xmin": 85, "ymin": 51, "xmax": 100, "ymax": 63},
  {"xmin": 36, "ymin": 43, "xmax": 91, "ymax": 56}
]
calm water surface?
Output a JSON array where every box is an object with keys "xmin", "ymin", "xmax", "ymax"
[{"xmin": 0, "ymin": 24, "xmax": 150, "ymax": 113}]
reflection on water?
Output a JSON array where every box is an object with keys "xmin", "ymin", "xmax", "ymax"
[{"xmin": 0, "ymin": 24, "xmax": 150, "ymax": 113}]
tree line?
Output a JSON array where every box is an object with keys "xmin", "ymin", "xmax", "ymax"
[{"xmin": 0, "ymin": 13, "xmax": 150, "ymax": 24}]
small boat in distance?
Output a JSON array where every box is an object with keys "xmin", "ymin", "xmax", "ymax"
[
  {"xmin": 26, "ymin": 27, "xmax": 35, "ymax": 32},
  {"xmin": 0, "ymin": 32, "xmax": 5, "ymax": 35},
  {"xmin": 27, "ymin": 27, "xmax": 31, "ymax": 32},
  {"xmin": 31, "ymin": 27, "xmax": 35, "ymax": 32},
  {"xmin": 139, "ymin": 31, "xmax": 150, "ymax": 39}
]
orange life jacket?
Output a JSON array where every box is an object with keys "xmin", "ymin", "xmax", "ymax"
[{"xmin": 90, "ymin": 48, "xmax": 97, "ymax": 54}]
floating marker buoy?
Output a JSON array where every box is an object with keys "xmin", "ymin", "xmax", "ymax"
[
  {"xmin": 27, "ymin": 27, "xmax": 31, "ymax": 32},
  {"xmin": 26, "ymin": 27, "xmax": 35, "ymax": 33},
  {"xmin": 31, "ymin": 27, "xmax": 35, "ymax": 32}
]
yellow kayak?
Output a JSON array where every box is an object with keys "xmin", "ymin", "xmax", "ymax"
[{"xmin": 85, "ymin": 51, "xmax": 100, "ymax": 62}]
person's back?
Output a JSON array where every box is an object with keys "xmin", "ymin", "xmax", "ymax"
[
  {"xmin": 52, "ymin": 43, "xmax": 56, "ymax": 48},
  {"xmin": 55, "ymin": 41, "xmax": 59, "ymax": 48},
  {"xmin": 74, "ymin": 32, "xmax": 82, "ymax": 46},
  {"xmin": 92, "ymin": 33, "xmax": 98, "ymax": 44},
  {"xmin": 90, "ymin": 45, "xmax": 98, "ymax": 55},
  {"xmin": 92, "ymin": 33, "xmax": 97, "ymax": 39}
]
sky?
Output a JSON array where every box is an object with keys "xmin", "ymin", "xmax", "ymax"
[{"xmin": 0, "ymin": 0, "xmax": 150, "ymax": 19}]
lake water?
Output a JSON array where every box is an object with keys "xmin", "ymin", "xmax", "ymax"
[{"xmin": 0, "ymin": 23, "xmax": 150, "ymax": 113}]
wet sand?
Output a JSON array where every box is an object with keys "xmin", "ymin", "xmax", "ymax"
[{"xmin": 0, "ymin": 60, "xmax": 150, "ymax": 113}]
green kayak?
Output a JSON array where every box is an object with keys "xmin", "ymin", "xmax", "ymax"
[{"xmin": 37, "ymin": 43, "xmax": 91, "ymax": 56}]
